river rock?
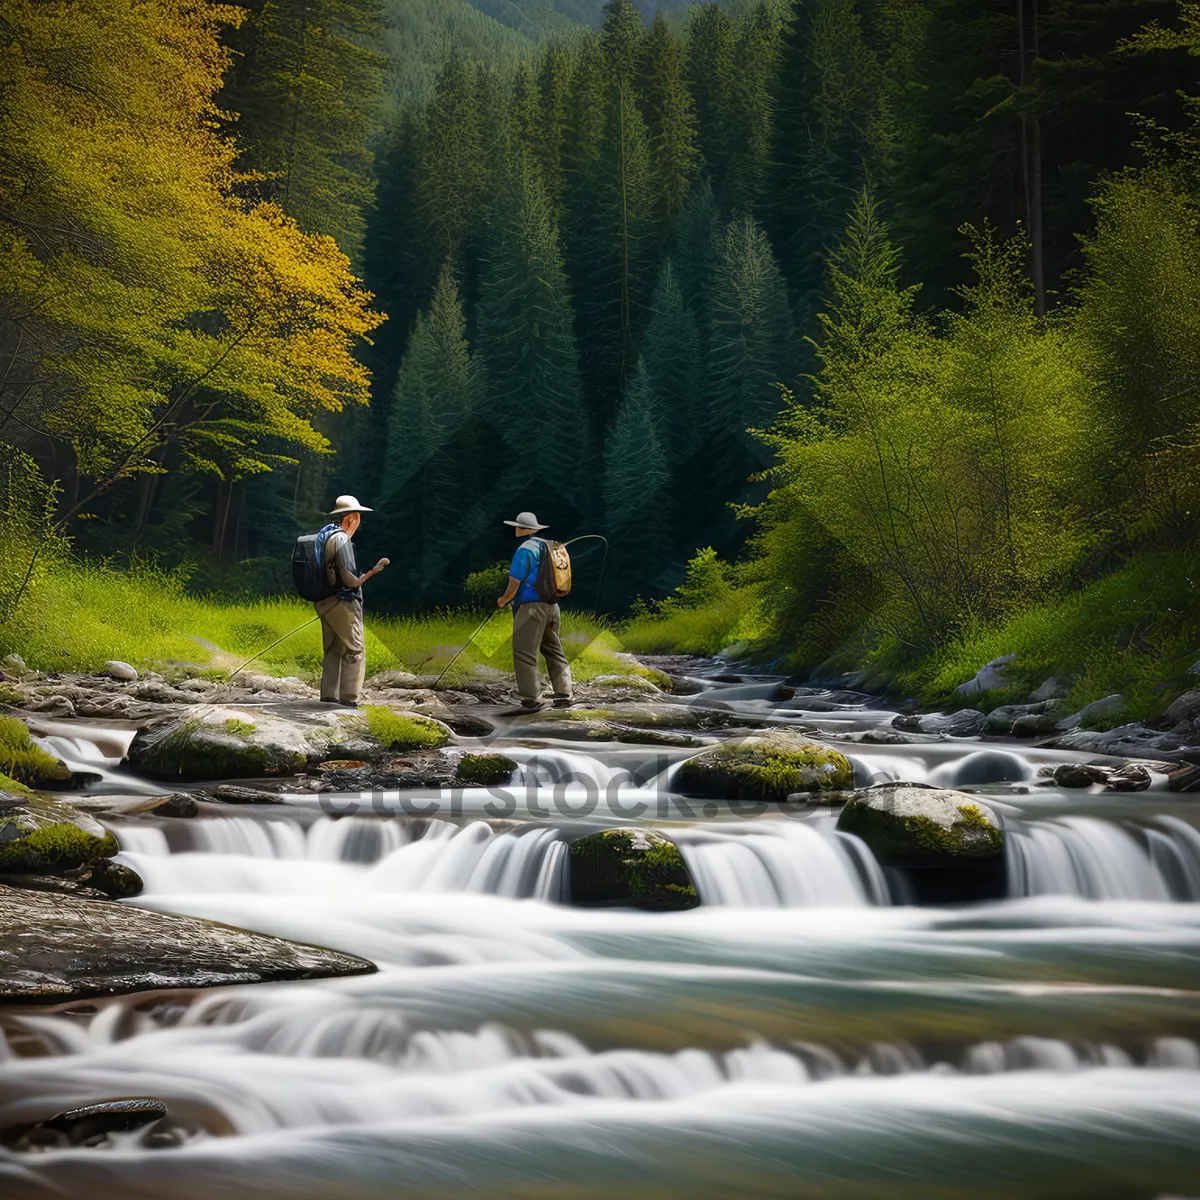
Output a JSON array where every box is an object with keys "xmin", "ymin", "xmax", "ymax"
[
  {"xmin": 568, "ymin": 829, "xmax": 700, "ymax": 911},
  {"xmin": 1057, "ymin": 694, "xmax": 1126, "ymax": 731},
  {"xmin": 1029, "ymin": 675, "xmax": 1072, "ymax": 703},
  {"xmin": 1165, "ymin": 763, "xmax": 1200, "ymax": 792},
  {"xmin": 956, "ymin": 655, "xmax": 1014, "ymax": 696},
  {"xmin": 836, "ymin": 784, "xmax": 1004, "ymax": 867},
  {"xmin": 455, "ymin": 753, "xmax": 518, "ymax": 786},
  {"xmin": 1051, "ymin": 763, "xmax": 1109, "ymax": 788},
  {"xmin": 1105, "ymin": 763, "xmax": 1154, "ymax": 792},
  {"xmin": 1052, "ymin": 723, "xmax": 1195, "ymax": 764},
  {"xmin": 128, "ymin": 704, "xmax": 360, "ymax": 780},
  {"xmin": 2, "ymin": 1098, "xmax": 169, "ymax": 1151},
  {"xmin": 892, "ymin": 709, "xmax": 986, "ymax": 737},
  {"xmin": 985, "ymin": 700, "xmax": 1058, "ymax": 735},
  {"xmin": 1163, "ymin": 690, "xmax": 1200, "ymax": 725},
  {"xmin": 103, "ymin": 660, "xmax": 139, "ymax": 681},
  {"xmin": 153, "ymin": 792, "xmax": 199, "ymax": 818},
  {"xmin": 0, "ymin": 885, "xmax": 375, "ymax": 1003},
  {"xmin": 675, "ymin": 731, "xmax": 854, "ymax": 803},
  {"xmin": 0, "ymin": 792, "xmax": 118, "ymax": 875},
  {"xmin": 515, "ymin": 719, "xmax": 708, "ymax": 747}
]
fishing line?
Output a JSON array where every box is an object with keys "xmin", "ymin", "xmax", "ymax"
[{"xmin": 228, "ymin": 615, "xmax": 321, "ymax": 680}]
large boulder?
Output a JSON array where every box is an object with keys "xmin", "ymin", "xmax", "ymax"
[
  {"xmin": 836, "ymin": 784, "xmax": 1004, "ymax": 867},
  {"xmin": 129, "ymin": 704, "xmax": 372, "ymax": 779},
  {"xmin": 675, "ymin": 731, "xmax": 853, "ymax": 803},
  {"xmin": 0, "ymin": 885, "xmax": 375, "ymax": 1003},
  {"xmin": 455, "ymin": 753, "xmax": 518, "ymax": 786},
  {"xmin": 568, "ymin": 829, "xmax": 700, "ymax": 911},
  {"xmin": 0, "ymin": 792, "xmax": 118, "ymax": 875}
]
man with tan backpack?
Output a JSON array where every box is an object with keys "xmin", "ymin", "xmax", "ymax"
[{"xmin": 496, "ymin": 511, "xmax": 573, "ymax": 710}]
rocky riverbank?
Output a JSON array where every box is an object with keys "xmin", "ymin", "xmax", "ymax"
[{"xmin": 1, "ymin": 648, "xmax": 1199, "ymax": 1001}]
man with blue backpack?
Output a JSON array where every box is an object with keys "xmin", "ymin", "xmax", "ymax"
[
  {"xmin": 292, "ymin": 495, "xmax": 389, "ymax": 707},
  {"xmin": 496, "ymin": 511, "xmax": 573, "ymax": 710}
]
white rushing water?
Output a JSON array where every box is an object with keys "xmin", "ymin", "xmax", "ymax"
[{"xmin": 6, "ymin": 685, "xmax": 1200, "ymax": 1197}]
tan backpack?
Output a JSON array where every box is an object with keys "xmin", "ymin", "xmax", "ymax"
[{"xmin": 533, "ymin": 538, "xmax": 572, "ymax": 601}]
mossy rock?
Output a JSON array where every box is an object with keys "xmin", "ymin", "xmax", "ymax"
[
  {"xmin": 0, "ymin": 793, "xmax": 119, "ymax": 875},
  {"xmin": 568, "ymin": 828, "xmax": 700, "ymax": 912},
  {"xmin": 0, "ymin": 772, "xmax": 37, "ymax": 800},
  {"xmin": 361, "ymin": 707, "xmax": 452, "ymax": 751},
  {"xmin": 88, "ymin": 859, "xmax": 143, "ymax": 899},
  {"xmin": 518, "ymin": 720, "xmax": 707, "ymax": 747},
  {"xmin": 0, "ymin": 683, "xmax": 25, "ymax": 709},
  {"xmin": 835, "ymin": 784, "xmax": 1004, "ymax": 867},
  {"xmin": 455, "ymin": 753, "xmax": 517, "ymax": 786},
  {"xmin": 550, "ymin": 704, "xmax": 744, "ymax": 732},
  {"xmin": 0, "ymin": 716, "xmax": 70, "ymax": 787},
  {"xmin": 129, "ymin": 707, "xmax": 319, "ymax": 779},
  {"xmin": 675, "ymin": 732, "xmax": 854, "ymax": 803}
]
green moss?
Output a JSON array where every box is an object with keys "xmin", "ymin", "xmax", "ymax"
[
  {"xmin": 0, "ymin": 798, "xmax": 119, "ymax": 874},
  {"xmin": 455, "ymin": 753, "xmax": 517, "ymax": 786},
  {"xmin": 223, "ymin": 718, "xmax": 257, "ymax": 737},
  {"xmin": 0, "ymin": 683, "xmax": 25, "ymax": 708},
  {"xmin": 363, "ymin": 706, "xmax": 451, "ymax": 750},
  {"xmin": 0, "ymin": 715, "xmax": 70, "ymax": 786},
  {"xmin": 676, "ymin": 734, "xmax": 854, "ymax": 803},
  {"xmin": 132, "ymin": 716, "xmax": 305, "ymax": 779},
  {"xmin": 569, "ymin": 829, "xmax": 700, "ymax": 911},
  {"xmin": 836, "ymin": 791, "xmax": 1005, "ymax": 866},
  {"xmin": 0, "ymin": 772, "xmax": 38, "ymax": 799}
]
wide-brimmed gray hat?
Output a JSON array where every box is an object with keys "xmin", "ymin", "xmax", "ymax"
[
  {"xmin": 328, "ymin": 494, "xmax": 373, "ymax": 516},
  {"xmin": 503, "ymin": 510, "xmax": 548, "ymax": 531}
]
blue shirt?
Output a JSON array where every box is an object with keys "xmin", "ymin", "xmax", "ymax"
[{"xmin": 509, "ymin": 538, "xmax": 544, "ymax": 607}]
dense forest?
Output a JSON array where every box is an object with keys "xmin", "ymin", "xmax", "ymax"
[{"xmin": 2, "ymin": 0, "xmax": 1199, "ymax": 694}]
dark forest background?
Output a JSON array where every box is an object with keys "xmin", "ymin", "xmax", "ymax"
[{"xmin": 4, "ymin": 0, "xmax": 1199, "ymax": 695}]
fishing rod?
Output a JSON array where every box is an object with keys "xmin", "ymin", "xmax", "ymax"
[
  {"xmin": 229, "ymin": 534, "xmax": 611, "ymax": 687},
  {"xmin": 228, "ymin": 615, "xmax": 321, "ymax": 680},
  {"xmin": 432, "ymin": 533, "xmax": 610, "ymax": 687}
]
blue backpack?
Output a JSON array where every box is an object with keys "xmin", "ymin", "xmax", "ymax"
[{"xmin": 291, "ymin": 524, "xmax": 341, "ymax": 601}]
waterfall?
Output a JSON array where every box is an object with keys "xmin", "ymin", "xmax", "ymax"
[{"xmin": 1006, "ymin": 816, "xmax": 1200, "ymax": 901}]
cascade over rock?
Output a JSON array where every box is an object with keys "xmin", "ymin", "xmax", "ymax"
[
  {"xmin": 836, "ymin": 784, "xmax": 1004, "ymax": 867},
  {"xmin": 569, "ymin": 829, "xmax": 700, "ymax": 911}
]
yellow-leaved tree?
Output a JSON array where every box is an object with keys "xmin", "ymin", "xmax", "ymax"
[{"xmin": 0, "ymin": 0, "xmax": 383, "ymax": 547}]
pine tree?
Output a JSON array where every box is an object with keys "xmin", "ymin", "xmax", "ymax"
[
  {"xmin": 706, "ymin": 212, "xmax": 795, "ymax": 510},
  {"xmin": 535, "ymin": 43, "xmax": 574, "ymax": 217},
  {"xmin": 604, "ymin": 356, "xmax": 671, "ymax": 592},
  {"xmin": 223, "ymin": 0, "xmax": 386, "ymax": 260},
  {"xmin": 672, "ymin": 178, "xmax": 722, "ymax": 361},
  {"xmin": 725, "ymin": 2, "xmax": 782, "ymax": 215},
  {"xmin": 417, "ymin": 53, "xmax": 489, "ymax": 261},
  {"xmin": 640, "ymin": 12, "xmax": 701, "ymax": 223},
  {"xmin": 479, "ymin": 162, "xmax": 592, "ymax": 523},
  {"xmin": 378, "ymin": 262, "xmax": 483, "ymax": 598},
  {"xmin": 686, "ymin": 3, "xmax": 738, "ymax": 190},
  {"xmin": 600, "ymin": 0, "xmax": 647, "ymax": 86},
  {"xmin": 767, "ymin": 0, "xmax": 880, "ymax": 327},
  {"xmin": 642, "ymin": 257, "xmax": 704, "ymax": 466}
]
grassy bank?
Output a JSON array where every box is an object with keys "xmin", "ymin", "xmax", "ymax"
[
  {"xmin": 621, "ymin": 550, "xmax": 1200, "ymax": 725},
  {"xmin": 0, "ymin": 562, "xmax": 647, "ymax": 686}
]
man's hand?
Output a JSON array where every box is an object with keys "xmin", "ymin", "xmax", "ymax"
[
  {"xmin": 374, "ymin": 558, "xmax": 390, "ymax": 573},
  {"xmin": 496, "ymin": 595, "xmax": 508, "ymax": 608}
]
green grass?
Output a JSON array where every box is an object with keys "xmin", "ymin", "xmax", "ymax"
[
  {"xmin": 911, "ymin": 550, "xmax": 1200, "ymax": 721},
  {"xmin": 0, "ymin": 560, "xmax": 634, "ymax": 685},
  {"xmin": 362, "ymin": 706, "xmax": 451, "ymax": 750}
]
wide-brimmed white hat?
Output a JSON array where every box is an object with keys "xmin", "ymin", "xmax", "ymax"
[
  {"xmin": 328, "ymin": 494, "xmax": 373, "ymax": 516},
  {"xmin": 503, "ymin": 510, "xmax": 548, "ymax": 531}
]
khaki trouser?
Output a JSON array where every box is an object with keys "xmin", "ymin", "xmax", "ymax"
[
  {"xmin": 512, "ymin": 601, "xmax": 572, "ymax": 701},
  {"xmin": 316, "ymin": 597, "xmax": 364, "ymax": 703}
]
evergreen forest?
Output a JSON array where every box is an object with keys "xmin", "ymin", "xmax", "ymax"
[{"xmin": 3, "ymin": 0, "xmax": 1200, "ymax": 705}]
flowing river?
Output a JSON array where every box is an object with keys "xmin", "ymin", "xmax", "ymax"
[{"xmin": 3, "ymin": 673, "xmax": 1200, "ymax": 1197}]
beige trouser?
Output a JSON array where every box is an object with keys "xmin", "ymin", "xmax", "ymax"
[
  {"xmin": 512, "ymin": 601, "xmax": 572, "ymax": 701},
  {"xmin": 316, "ymin": 597, "xmax": 364, "ymax": 703}
]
